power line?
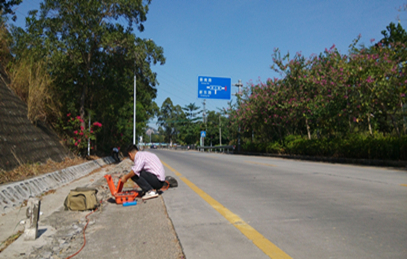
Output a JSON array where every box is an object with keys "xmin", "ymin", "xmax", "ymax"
[
  {"xmin": 154, "ymin": 66, "xmax": 198, "ymax": 95},
  {"xmin": 155, "ymin": 72, "xmax": 198, "ymax": 100},
  {"xmin": 156, "ymin": 82, "xmax": 196, "ymax": 104},
  {"xmin": 155, "ymin": 71, "xmax": 232, "ymax": 112},
  {"xmin": 155, "ymin": 74, "xmax": 223, "ymax": 112}
]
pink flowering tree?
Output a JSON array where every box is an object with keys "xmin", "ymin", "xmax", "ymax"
[
  {"xmin": 345, "ymin": 38, "xmax": 406, "ymax": 135},
  {"xmin": 228, "ymin": 35, "xmax": 406, "ymax": 146},
  {"xmin": 63, "ymin": 113, "xmax": 102, "ymax": 155}
]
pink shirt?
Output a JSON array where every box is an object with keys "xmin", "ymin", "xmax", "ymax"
[{"xmin": 131, "ymin": 151, "xmax": 166, "ymax": 181}]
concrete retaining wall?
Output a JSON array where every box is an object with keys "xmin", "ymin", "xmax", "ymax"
[
  {"xmin": 0, "ymin": 156, "xmax": 115, "ymax": 213},
  {"xmin": 0, "ymin": 77, "xmax": 72, "ymax": 171}
]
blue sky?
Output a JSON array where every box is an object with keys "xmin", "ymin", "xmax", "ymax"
[{"xmin": 10, "ymin": 0, "xmax": 406, "ymax": 128}]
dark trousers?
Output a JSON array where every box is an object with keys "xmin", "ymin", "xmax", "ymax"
[
  {"xmin": 131, "ymin": 170, "xmax": 164, "ymax": 192},
  {"xmin": 112, "ymin": 152, "xmax": 120, "ymax": 163}
]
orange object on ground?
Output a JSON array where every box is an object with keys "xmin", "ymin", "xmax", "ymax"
[
  {"xmin": 161, "ymin": 180, "xmax": 170, "ymax": 191},
  {"xmin": 104, "ymin": 174, "xmax": 139, "ymax": 204}
]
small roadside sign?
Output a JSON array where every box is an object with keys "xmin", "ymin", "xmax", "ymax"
[{"xmin": 200, "ymin": 131, "xmax": 206, "ymax": 138}]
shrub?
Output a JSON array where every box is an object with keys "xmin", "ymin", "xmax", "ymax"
[{"xmin": 242, "ymin": 134, "xmax": 407, "ymax": 161}]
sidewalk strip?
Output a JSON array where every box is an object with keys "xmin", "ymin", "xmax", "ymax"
[
  {"xmin": 161, "ymin": 160, "xmax": 292, "ymax": 259},
  {"xmin": 245, "ymin": 161, "xmax": 276, "ymax": 167}
]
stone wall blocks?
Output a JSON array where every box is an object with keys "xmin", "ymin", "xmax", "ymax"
[
  {"xmin": 65, "ymin": 168, "xmax": 75, "ymax": 178},
  {"xmin": 15, "ymin": 185, "xmax": 30, "ymax": 200},
  {"xmin": 0, "ymin": 156, "xmax": 113, "ymax": 213},
  {"xmin": 27, "ymin": 181, "xmax": 41, "ymax": 195},
  {"xmin": 43, "ymin": 175, "xmax": 58, "ymax": 188},
  {"xmin": 57, "ymin": 171, "xmax": 69, "ymax": 183},
  {"xmin": 6, "ymin": 186, "xmax": 24, "ymax": 201},
  {"xmin": 23, "ymin": 182, "xmax": 37, "ymax": 197},
  {"xmin": 61, "ymin": 169, "xmax": 74, "ymax": 181},
  {"xmin": 49, "ymin": 173, "xmax": 61, "ymax": 184},
  {"xmin": 0, "ymin": 192, "xmax": 11, "ymax": 210},
  {"xmin": 1, "ymin": 189, "xmax": 17, "ymax": 205},
  {"xmin": 57, "ymin": 172, "xmax": 67, "ymax": 183},
  {"xmin": 37, "ymin": 176, "xmax": 51, "ymax": 191},
  {"xmin": 18, "ymin": 183, "xmax": 31, "ymax": 198},
  {"xmin": 51, "ymin": 172, "xmax": 64, "ymax": 184},
  {"xmin": 33, "ymin": 179, "xmax": 47, "ymax": 192}
]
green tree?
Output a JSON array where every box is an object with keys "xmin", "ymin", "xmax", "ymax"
[
  {"xmin": 205, "ymin": 110, "xmax": 228, "ymax": 146},
  {"xmin": 11, "ymin": 0, "xmax": 165, "ymax": 153},
  {"xmin": 157, "ymin": 98, "xmax": 185, "ymax": 144},
  {"xmin": 380, "ymin": 22, "xmax": 407, "ymax": 46},
  {"xmin": 0, "ymin": 0, "xmax": 22, "ymax": 21},
  {"xmin": 180, "ymin": 103, "xmax": 202, "ymax": 144},
  {"xmin": 228, "ymin": 32, "xmax": 406, "ymax": 145},
  {"xmin": 378, "ymin": 22, "xmax": 407, "ymax": 62}
]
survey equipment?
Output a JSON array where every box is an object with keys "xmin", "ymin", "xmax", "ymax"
[{"xmin": 104, "ymin": 175, "xmax": 139, "ymax": 204}]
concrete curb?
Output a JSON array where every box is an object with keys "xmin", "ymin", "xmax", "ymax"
[
  {"xmin": 170, "ymin": 148, "xmax": 407, "ymax": 168},
  {"xmin": 0, "ymin": 156, "xmax": 115, "ymax": 213},
  {"xmin": 237, "ymin": 152, "xmax": 407, "ymax": 168}
]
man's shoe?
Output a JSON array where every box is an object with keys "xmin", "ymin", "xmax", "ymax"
[{"xmin": 142, "ymin": 190, "xmax": 158, "ymax": 200}]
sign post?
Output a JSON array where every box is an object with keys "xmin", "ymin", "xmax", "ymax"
[
  {"xmin": 200, "ymin": 131, "xmax": 206, "ymax": 147},
  {"xmin": 197, "ymin": 76, "xmax": 231, "ymax": 149}
]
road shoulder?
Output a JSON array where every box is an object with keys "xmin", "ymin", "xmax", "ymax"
[{"xmin": 0, "ymin": 160, "xmax": 184, "ymax": 259}]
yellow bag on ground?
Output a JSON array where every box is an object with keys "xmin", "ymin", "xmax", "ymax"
[{"xmin": 64, "ymin": 187, "xmax": 99, "ymax": 211}]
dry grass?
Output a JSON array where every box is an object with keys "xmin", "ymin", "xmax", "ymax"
[
  {"xmin": 0, "ymin": 16, "xmax": 59, "ymax": 125},
  {"xmin": 9, "ymin": 58, "xmax": 59, "ymax": 124},
  {"xmin": 0, "ymin": 157, "xmax": 90, "ymax": 185},
  {"xmin": 0, "ymin": 18, "xmax": 11, "ymax": 68}
]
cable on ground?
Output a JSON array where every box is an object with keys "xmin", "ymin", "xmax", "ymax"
[{"xmin": 65, "ymin": 207, "xmax": 98, "ymax": 259}]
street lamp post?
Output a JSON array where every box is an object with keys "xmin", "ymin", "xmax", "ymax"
[
  {"xmin": 88, "ymin": 113, "xmax": 91, "ymax": 156},
  {"xmin": 133, "ymin": 74, "xmax": 136, "ymax": 145}
]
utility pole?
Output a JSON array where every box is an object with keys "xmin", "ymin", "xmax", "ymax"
[
  {"xmin": 251, "ymin": 85, "xmax": 254, "ymax": 142},
  {"xmin": 232, "ymin": 79, "xmax": 243, "ymax": 153},
  {"xmin": 202, "ymin": 99, "xmax": 206, "ymax": 147},
  {"xmin": 203, "ymin": 99, "xmax": 207, "ymax": 131},
  {"xmin": 219, "ymin": 114, "xmax": 222, "ymax": 146},
  {"xmin": 233, "ymin": 79, "xmax": 243, "ymax": 96}
]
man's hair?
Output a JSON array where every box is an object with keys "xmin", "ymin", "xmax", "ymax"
[{"xmin": 127, "ymin": 144, "xmax": 139, "ymax": 154}]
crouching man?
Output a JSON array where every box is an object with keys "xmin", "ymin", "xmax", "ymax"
[{"xmin": 121, "ymin": 144, "xmax": 166, "ymax": 200}]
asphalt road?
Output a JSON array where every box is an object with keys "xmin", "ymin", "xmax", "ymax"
[{"xmin": 154, "ymin": 149, "xmax": 407, "ymax": 259}]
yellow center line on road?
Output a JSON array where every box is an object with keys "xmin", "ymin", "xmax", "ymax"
[
  {"xmin": 245, "ymin": 161, "xmax": 276, "ymax": 167},
  {"xmin": 161, "ymin": 160, "xmax": 292, "ymax": 259},
  {"xmin": 401, "ymin": 184, "xmax": 407, "ymax": 187}
]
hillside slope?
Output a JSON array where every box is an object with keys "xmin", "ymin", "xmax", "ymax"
[{"xmin": 0, "ymin": 73, "xmax": 71, "ymax": 171}]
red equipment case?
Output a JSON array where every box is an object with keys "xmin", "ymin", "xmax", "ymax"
[{"xmin": 104, "ymin": 174, "xmax": 139, "ymax": 204}]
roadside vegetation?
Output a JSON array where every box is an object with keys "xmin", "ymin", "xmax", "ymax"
[
  {"xmin": 226, "ymin": 23, "xmax": 407, "ymax": 160},
  {"xmin": 1, "ymin": 0, "xmax": 165, "ymax": 157},
  {"xmin": 153, "ymin": 22, "xmax": 407, "ymax": 162},
  {"xmin": 154, "ymin": 98, "xmax": 231, "ymax": 146},
  {"xmin": 0, "ymin": 0, "xmax": 406, "ymax": 165}
]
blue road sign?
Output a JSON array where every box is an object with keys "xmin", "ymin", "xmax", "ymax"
[
  {"xmin": 198, "ymin": 76, "xmax": 231, "ymax": 100},
  {"xmin": 200, "ymin": 131, "xmax": 206, "ymax": 138}
]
